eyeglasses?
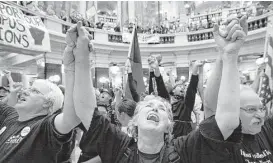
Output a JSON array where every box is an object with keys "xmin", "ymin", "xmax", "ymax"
[{"xmin": 240, "ymin": 106, "xmax": 267, "ymax": 114}]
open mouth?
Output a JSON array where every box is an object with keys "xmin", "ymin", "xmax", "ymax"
[{"xmin": 147, "ymin": 113, "xmax": 159, "ymax": 122}]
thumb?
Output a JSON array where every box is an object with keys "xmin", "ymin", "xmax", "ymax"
[
  {"xmin": 77, "ymin": 21, "xmax": 85, "ymax": 37},
  {"xmin": 239, "ymin": 15, "xmax": 248, "ymax": 35}
]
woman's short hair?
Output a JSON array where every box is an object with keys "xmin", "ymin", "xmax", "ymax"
[
  {"xmin": 127, "ymin": 95, "xmax": 174, "ymax": 142},
  {"xmin": 116, "ymin": 98, "xmax": 137, "ymax": 117},
  {"xmin": 33, "ymin": 79, "xmax": 64, "ymax": 114}
]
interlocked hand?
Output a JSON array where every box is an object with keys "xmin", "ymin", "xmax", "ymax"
[{"xmin": 213, "ymin": 15, "xmax": 248, "ymax": 59}]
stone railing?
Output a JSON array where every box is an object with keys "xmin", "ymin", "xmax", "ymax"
[
  {"xmin": 5, "ymin": 1, "xmax": 272, "ymax": 46},
  {"xmin": 187, "ymin": 12, "xmax": 271, "ymax": 42},
  {"xmin": 108, "ymin": 33, "xmax": 123, "ymax": 43},
  {"xmin": 248, "ymin": 13, "xmax": 268, "ymax": 32},
  {"xmin": 160, "ymin": 36, "xmax": 175, "ymax": 44},
  {"xmin": 187, "ymin": 30, "xmax": 214, "ymax": 42}
]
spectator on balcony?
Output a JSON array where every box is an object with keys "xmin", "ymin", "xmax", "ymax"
[
  {"xmin": 114, "ymin": 23, "xmax": 121, "ymax": 32},
  {"xmin": 47, "ymin": 4, "xmax": 58, "ymax": 19},
  {"xmin": 96, "ymin": 21, "xmax": 104, "ymax": 29},
  {"xmin": 70, "ymin": 11, "xmax": 83, "ymax": 24},
  {"xmin": 59, "ymin": 10, "xmax": 67, "ymax": 21},
  {"xmin": 128, "ymin": 23, "xmax": 134, "ymax": 33}
]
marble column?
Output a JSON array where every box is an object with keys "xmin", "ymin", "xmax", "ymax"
[
  {"xmin": 128, "ymin": 1, "xmax": 135, "ymax": 23},
  {"xmin": 117, "ymin": 1, "xmax": 122, "ymax": 28},
  {"xmin": 177, "ymin": 1, "xmax": 188, "ymax": 23},
  {"xmin": 122, "ymin": 1, "xmax": 129, "ymax": 25},
  {"xmin": 79, "ymin": 1, "xmax": 87, "ymax": 19}
]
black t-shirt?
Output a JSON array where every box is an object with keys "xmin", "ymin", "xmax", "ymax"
[
  {"xmin": 54, "ymin": 109, "xmax": 77, "ymax": 163},
  {"xmin": 0, "ymin": 102, "xmax": 73, "ymax": 163},
  {"xmin": 80, "ymin": 109, "xmax": 242, "ymax": 163},
  {"xmin": 233, "ymin": 115, "xmax": 273, "ymax": 162},
  {"xmin": 172, "ymin": 75, "xmax": 199, "ymax": 138}
]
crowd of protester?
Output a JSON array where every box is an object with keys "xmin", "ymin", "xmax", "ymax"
[
  {"xmin": 1, "ymin": 12, "xmax": 273, "ymax": 163},
  {"xmin": 15, "ymin": 1, "xmax": 272, "ymax": 35}
]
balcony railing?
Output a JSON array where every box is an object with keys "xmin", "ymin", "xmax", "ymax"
[
  {"xmin": 108, "ymin": 34, "xmax": 123, "ymax": 43},
  {"xmin": 5, "ymin": 1, "xmax": 272, "ymax": 45},
  {"xmin": 187, "ymin": 12, "xmax": 271, "ymax": 42},
  {"xmin": 188, "ymin": 32, "xmax": 214, "ymax": 42},
  {"xmin": 160, "ymin": 36, "xmax": 175, "ymax": 44}
]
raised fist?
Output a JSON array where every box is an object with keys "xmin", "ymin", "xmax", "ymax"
[
  {"xmin": 65, "ymin": 24, "xmax": 77, "ymax": 47},
  {"xmin": 73, "ymin": 21, "xmax": 94, "ymax": 62},
  {"xmin": 148, "ymin": 56, "xmax": 159, "ymax": 70},
  {"xmin": 213, "ymin": 15, "xmax": 248, "ymax": 59}
]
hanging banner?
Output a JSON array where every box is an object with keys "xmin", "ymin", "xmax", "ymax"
[
  {"xmin": 122, "ymin": 32, "xmax": 160, "ymax": 44},
  {"xmin": 0, "ymin": 2, "xmax": 51, "ymax": 53}
]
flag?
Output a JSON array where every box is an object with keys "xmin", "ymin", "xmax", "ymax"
[
  {"xmin": 86, "ymin": 4, "xmax": 97, "ymax": 19},
  {"xmin": 263, "ymin": 21, "xmax": 273, "ymax": 113},
  {"xmin": 259, "ymin": 74, "xmax": 272, "ymax": 106},
  {"xmin": 124, "ymin": 26, "xmax": 145, "ymax": 102}
]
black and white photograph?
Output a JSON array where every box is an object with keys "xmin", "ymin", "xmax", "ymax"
[{"xmin": 0, "ymin": 0, "xmax": 272, "ymax": 163}]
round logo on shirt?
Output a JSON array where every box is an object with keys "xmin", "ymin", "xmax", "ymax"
[
  {"xmin": 21, "ymin": 126, "xmax": 31, "ymax": 137},
  {"xmin": 0, "ymin": 126, "xmax": 6, "ymax": 135}
]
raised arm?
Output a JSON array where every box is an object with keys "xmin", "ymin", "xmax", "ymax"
[
  {"xmin": 184, "ymin": 61, "xmax": 202, "ymax": 110},
  {"xmin": 73, "ymin": 22, "xmax": 97, "ymax": 130},
  {"xmin": 3, "ymin": 70, "xmax": 21, "ymax": 107},
  {"xmin": 197, "ymin": 64, "xmax": 204, "ymax": 103},
  {"xmin": 148, "ymin": 56, "xmax": 170, "ymax": 101},
  {"xmin": 214, "ymin": 16, "xmax": 248, "ymax": 139},
  {"xmin": 54, "ymin": 24, "xmax": 81, "ymax": 134},
  {"xmin": 203, "ymin": 56, "xmax": 222, "ymax": 119}
]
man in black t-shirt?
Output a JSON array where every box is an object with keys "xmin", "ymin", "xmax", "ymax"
[
  {"xmin": 75, "ymin": 16, "xmax": 248, "ymax": 163},
  {"xmin": 204, "ymin": 18, "xmax": 273, "ymax": 162},
  {"xmin": 0, "ymin": 21, "xmax": 95, "ymax": 163}
]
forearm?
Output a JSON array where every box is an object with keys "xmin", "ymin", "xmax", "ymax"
[
  {"xmin": 55, "ymin": 47, "xmax": 81, "ymax": 134},
  {"xmin": 114, "ymin": 94, "xmax": 122, "ymax": 109},
  {"xmin": 149, "ymin": 71, "xmax": 155, "ymax": 94},
  {"xmin": 185, "ymin": 75, "xmax": 199, "ymax": 110},
  {"xmin": 198, "ymin": 67, "xmax": 204, "ymax": 102},
  {"xmin": 215, "ymin": 57, "xmax": 240, "ymax": 139},
  {"xmin": 61, "ymin": 70, "xmax": 81, "ymax": 132},
  {"xmin": 6, "ymin": 92, "xmax": 17, "ymax": 107},
  {"xmin": 155, "ymin": 74, "xmax": 170, "ymax": 101},
  {"xmin": 74, "ymin": 58, "xmax": 96, "ymax": 130},
  {"xmin": 204, "ymin": 56, "xmax": 222, "ymax": 118}
]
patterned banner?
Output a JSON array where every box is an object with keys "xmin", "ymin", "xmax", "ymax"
[{"xmin": 0, "ymin": 2, "xmax": 51, "ymax": 53}]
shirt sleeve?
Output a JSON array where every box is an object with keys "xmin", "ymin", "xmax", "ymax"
[
  {"xmin": 40, "ymin": 113, "xmax": 74, "ymax": 147},
  {"xmin": 0, "ymin": 102, "xmax": 17, "ymax": 125},
  {"xmin": 81, "ymin": 110, "xmax": 131, "ymax": 162},
  {"xmin": 149, "ymin": 71, "xmax": 155, "ymax": 95},
  {"xmin": 155, "ymin": 74, "xmax": 170, "ymax": 101},
  {"xmin": 174, "ymin": 116, "xmax": 243, "ymax": 163},
  {"xmin": 172, "ymin": 75, "xmax": 199, "ymax": 122},
  {"xmin": 184, "ymin": 75, "xmax": 198, "ymax": 113}
]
